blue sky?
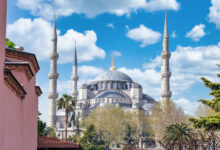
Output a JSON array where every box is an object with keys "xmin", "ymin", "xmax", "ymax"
[{"xmin": 6, "ymin": 0, "xmax": 220, "ymax": 122}]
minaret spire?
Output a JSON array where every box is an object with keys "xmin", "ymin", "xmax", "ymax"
[
  {"xmin": 110, "ymin": 56, "xmax": 116, "ymax": 71},
  {"xmin": 161, "ymin": 11, "xmax": 172, "ymax": 102},
  {"xmin": 72, "ymin": 41, "xmax": 78, "ymax": 98},
  {"xmin": 48, "ymin": 13, "xmax": 59, "ymax": 129}
]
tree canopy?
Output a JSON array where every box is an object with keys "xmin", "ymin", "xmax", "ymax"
[
  {"xmin": 189, "ymin": 65, "xmax": 220, "ymax": 131},
  {"xmin": 6, "ymin": 38, "xmax": 15, "ymax": 49},
  {"xmin": 79, "ymin": 124, "xmax": 105, "ymax": 150},
  {"xmin": 149, "ymin": 99, "xmax": 188, "ymax": 141}
]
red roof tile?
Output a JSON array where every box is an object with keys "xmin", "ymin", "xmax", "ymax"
[{"xmin": 38, "ymin": 136, "xmax": 82, "ymax": 149}]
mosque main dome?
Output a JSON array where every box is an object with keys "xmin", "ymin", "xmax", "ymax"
[{"xmin": 94, "ymin": 70, "xmax": 133, "ymax": 82}]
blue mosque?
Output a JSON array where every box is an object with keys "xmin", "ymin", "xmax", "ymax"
[{"xmin": 48, "ymin": 13, "xmax": 172, "ymax": 139}]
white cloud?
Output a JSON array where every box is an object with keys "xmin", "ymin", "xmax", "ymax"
[
  {"xmin": 106, "ymin": 23, "xmax": 115, "ymax": 29},
  {"xmin": 112, "ymin": 51, "xmax": 122, "ymax": 57},
  {"xmin": 16, "ymin": 0, "xmax": 180, "ymax": 19},
  {"xmin": 126, "ymin": 24, "xmax": 161, "ymax": 47},
  {"xmin": 79, "ymin": 66, "xmax": 104, "ymax": 77},
  {"xmin": 144, "ymin": 43, "xmax": 220, "ymax": 97},
  {"xmin": 118, "ymin": 67, "xmax": 161, "ymax": 99},
  {"xmin": 186, "ymin": 24, "xmax": 206, "ymax": 41},
  {"xmin": 208, "ymin": 0, "xmax": 220, "ymax": 29},
  {"xmin": 145, "ymin": 0, "xmax": 180, "ymax": 12},
  {"xmin": 174, "ymin": 98, "xmax": 199, "ymax": 115},
  {"xmin": 171, "ymin": 30, "xmax": 177, "ymax": 38},
  {"xmin": 6, "ymin": 18, "xmax": 105, "ymax": 63}
]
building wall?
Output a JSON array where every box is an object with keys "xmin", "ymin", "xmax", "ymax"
[
  {"xmin": 0, "ymin": 1, "xmax": 39, "ymax": 149},
  {"xmin": 0, "ymin": 0, "xmax": 7, "ymax": 84},
  {"xmin": 0, "ymin": 0, "xmax": 8, "ymax": 149},
  {"xmin": 0, "ymin": 62, "xmax": 39, "ymax": 150}
]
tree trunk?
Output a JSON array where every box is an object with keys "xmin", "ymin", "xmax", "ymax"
[
  {"xmin": 65, "ymin": 109, "xmax": 68, "ymax": 140},
  {"xmin": 179, "ymin": 143, "xmax": 182, "ymax": 150}
]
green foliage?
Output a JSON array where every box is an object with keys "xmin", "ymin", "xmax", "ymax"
[
  {"xmin": 43, "ymin": 127, "xmax": 56, "ymax": 137},
  {"xmin": 38, "ymin": 112, "xmax": 46, "ymax": 136},
  {"xmin": 83, "ymin": 106, "xmax": 152, "ymax": 148},
  {"xmin": 189, "ymin": 65, "xmax": 220, "ymax": 131},
  {"xmin": 79, "ymin": 125, "xmax": 105, "ymax": 150},
  {"xmin": 38, "ymin": 112, "xmax": 56, "ymax": 137},
  {"xmin": 162, "ymin": 123, "xmax": 193, "ymax": 149},
  {"xmin": 6, "ymin": 38, "xmax": 15, "ymax": 49},
  {"xmin": 123, "ymin": 124, "xmax": 135, "ymax": 146},
  {"xmin": 57, "ymin": 94, "xmax": 76, "ymax": 139},
  {"xmin": 68, "ymin": 134, "xmax": 81, "ymax": 143},
  {"xmin": 57, "ymin": 94, "xmax": 76, "ymax": 112},
  {"xmin": 189, "ymin": 114, "xmax": 220, "ymax": 130}
]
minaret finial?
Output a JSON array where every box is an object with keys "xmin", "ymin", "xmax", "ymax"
[
  {"xmin": 74, "ymin": 41, "xmax": 77, "ymax": 65},
  {"xmin": 72, "ymin": 41, "xmax": 79, "ymax": 99},
  {"xmin": 52, "ymin": 12, "xmax": 57, "ymax": 45},
  {"xmin": 163, "ymin": 10, "xmax": 168, "ymax": 38},
  {"xmin": 110, "ymin": 56, "xmax": 116, "ymax": 71}
]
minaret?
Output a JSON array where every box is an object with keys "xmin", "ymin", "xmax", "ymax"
[
  {"xmin": 48, "ymin": 14, "xmax": 59, "ymax": 129},
  {"xmin": 109, "ymin": 56, "xmax": 116, "ymax": 71},
  {"xmin": 161, "ymin": 11, "xmax": 172, "ymax": 102},
  {"xmin": 71, "ymin": 42, "xmax": 78, "ymax": 98}
]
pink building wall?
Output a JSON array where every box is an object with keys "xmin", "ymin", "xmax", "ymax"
[
  {"xmin": 0, "ymin": 0, "xmax": 7, "ymax": 82},
  {"xmin": 0, "ymin": 0, "xmax": 41, "ymax": 149}
]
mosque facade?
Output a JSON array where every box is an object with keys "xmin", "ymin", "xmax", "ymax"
[{"xmin": 48, "ymin": 12, "xmax": 171, "ymax": 139}]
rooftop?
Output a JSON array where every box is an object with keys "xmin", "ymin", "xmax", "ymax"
[{"xmin": 38, "ymin": 136, "xmax": 82, "ymax": 149}]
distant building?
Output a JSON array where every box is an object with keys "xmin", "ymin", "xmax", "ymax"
[{"xmin": 0, "ymin": 1, "xmax": 42, "ymax": 149}]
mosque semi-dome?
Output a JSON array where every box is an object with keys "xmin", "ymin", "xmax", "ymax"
[
  {"xmin": 94, "ymin": 70, "xmax": 133, "ymax": 82},
  {"xmin": 95, "ymin": 90, "xmax": 127, "ymax": 99}
]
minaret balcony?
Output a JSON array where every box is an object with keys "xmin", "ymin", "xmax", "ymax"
[
  {"xmin": 161, "ymin": 72, "xmax": 171, "ymax": 78},
  {"xmin": 49, "ymin": 73, "xmax": 59, "ymax": 79},
  {"xmin": 161, "ymin": 52, "xmax": 171, "ymax": 59},
  {"xmin": 160, "ymin": 91, "xmax": 172, "ymax": 98},
  {"xmin": 71, "ymin": 76, "xmax": 79, "ymax": 81},
  {"xmin": 50, "ymin": 53, "xmax": 59, "ymax": 60},
  {"xmin": 51, "ymin": 38, "xmax": 57, "ymax": 42},
  {"xmin": 48, "ymin": 92, "xmax": 58, "ymax": 99},
  {"xmin": 71, "ymin": 92, "xmax": 78, "ymax": 98}
]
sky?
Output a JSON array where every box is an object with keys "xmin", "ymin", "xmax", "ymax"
[{"xmin": 6, "ymin": 0, "xmax": 220, "ymax": 122}]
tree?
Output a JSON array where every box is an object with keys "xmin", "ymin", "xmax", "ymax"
[
  {"xmin": 83, "ymin": 106, "xmax": 153, "ymax": 148},
  {"xmin": 195, "ymin": 103, "xmax": 217, "ymax": 117},
  {"xmin": 79, "ymin": 124, "xmax": 105, "ymax": 150},
  {"xmin": 6, "ymin": 38, "xmax": 15, "ymax": 49},
  {"xmin": 83, "ymin": 106, "xmax": 125, "ymax": 147},
  {"xmin": 123, "ymin": 124, "xmax": 135, "ymax": 148},
  {"xmin": 38, "ymin": 112, "xmax": 46, "ymax": 136},
  {"xmin": 189, "ymin": 66, "xmax": 220, "ymax": 150},
  {"xmin": 162, "ymin": 123, "xmax": 193, "ymax": 150},
  {"xmin": 43, "ymin": 127, "xmax": 56, "ymax": 137},
  {"xmin": 124, "ymin": 110, "xmax": 153, "ymax": 148},
  {"xmin": 149, "ymin": 99, "xmax": 188, "ymax": 142},
  {"xmin": 57, "ymin": 94, "xmax": 76, "ymax": 140},
  {"xmin": 189, "ymin": 66, "xmax": 220, "ymax": 131}
]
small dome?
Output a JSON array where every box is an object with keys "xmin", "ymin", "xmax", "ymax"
[
  {"xmin": 94, "ymin": 70, "xmax": 133, "ymax": 82},
  {"xmin": 95, "ymin": 91, "xmax": 126, "ymax": 98}
]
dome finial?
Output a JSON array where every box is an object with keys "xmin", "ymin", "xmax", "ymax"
[{"xmin": 110, "ymin": 56, "xmax": 116, "ymax": 71}]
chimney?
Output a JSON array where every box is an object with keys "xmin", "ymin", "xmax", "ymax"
[{"xmin": 15, "ymin": 46, "xmax": 24, "ymax": 51}]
